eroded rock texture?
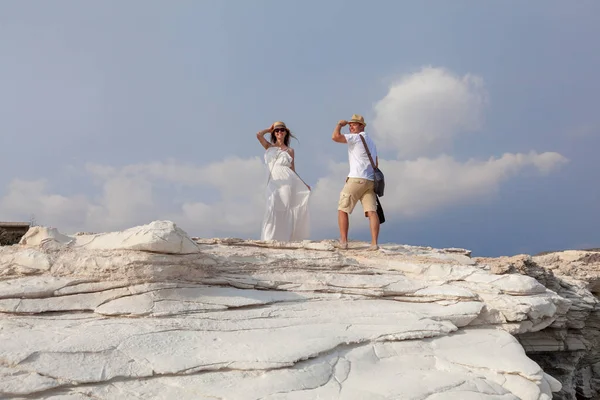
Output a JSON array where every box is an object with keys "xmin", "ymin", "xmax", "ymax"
[{"xmin": 478, "ymin": 250, "xmax": 600, "ymax": 400}]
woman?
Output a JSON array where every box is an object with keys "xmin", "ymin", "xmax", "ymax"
[{"xmin": 256, "ymin": 121, "xmax": 311, "ymax": 242}]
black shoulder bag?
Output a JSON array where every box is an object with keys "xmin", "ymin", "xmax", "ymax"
[
  {"xmin": 358, "ymin": 135, "xmax": 385, "ymax": 224},
  {"xmin": 359, "ymin": 135, "xmax": 385, "ymax": 197}
]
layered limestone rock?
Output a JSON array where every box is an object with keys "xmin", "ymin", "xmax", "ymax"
[
  {"xmin": 1, "ymin": 220, "xmax": 591, "ymax": 399},
  {"xmin": 478, "ymin": 250, "xmax": 600, "ymax": 400},
  {"xmin": 19, "ymin": 220, "xmax": 201, "ymax": 254}
]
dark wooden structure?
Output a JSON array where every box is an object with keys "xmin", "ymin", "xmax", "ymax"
[{"xmin": 0, "ymin": 222, "xmax": 30, "ymax": 245}]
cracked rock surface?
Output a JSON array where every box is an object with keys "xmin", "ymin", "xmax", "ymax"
[
  {"xmin": 478, "ymin": 251, "xmax": 600, "ymax": 400},
  {"xmin": 0, "ymin": 221, "xmax": 577, "ymax": 399}
]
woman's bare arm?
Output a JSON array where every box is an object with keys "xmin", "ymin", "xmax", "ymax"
[{"xmin": 256, "ymin": 126, "xmax": 273, "ymax": 149}]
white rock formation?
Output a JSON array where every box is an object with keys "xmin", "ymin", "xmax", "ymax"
[
  {"xmin": 18, "ymin": 226, "xmax": 73, "ymax": 247},
  {"xmin": 478, "ymin": 251, "xmax": 600, "ymax": 400},
  {"xmin": 19, "ymin": 220, "xmax": 200, "ymax": 254},
  {"xmin": 2, "ymin": 221, "xmax": 595, "ymax": 399}
]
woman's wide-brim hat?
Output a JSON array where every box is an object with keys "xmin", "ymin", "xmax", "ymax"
[
  {"xmin": 349, "ymin": 114, "xmax": 366, "ymax": 127},
  {"xmin": 273, "ymin": 121, "xmax": 288, "ymax": 130}
]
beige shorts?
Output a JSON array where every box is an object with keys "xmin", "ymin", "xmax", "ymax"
[{"xmin": 338, "ymin": 178, "xmax": 377, "ymax": 215}]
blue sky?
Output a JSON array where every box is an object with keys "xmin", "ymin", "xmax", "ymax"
[{"xmin": 1, "ymin": 1, "xmax": 598, "ymax": 256}]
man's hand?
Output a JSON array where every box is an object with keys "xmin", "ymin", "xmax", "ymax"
[{"xmin": 332, "ymin": 120, "xmax": 348, "ymax": 143}]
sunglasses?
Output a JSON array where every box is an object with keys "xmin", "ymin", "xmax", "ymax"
[{"xmin": 273, "ymin": 128, "xmax": 287, "ymax": 133}]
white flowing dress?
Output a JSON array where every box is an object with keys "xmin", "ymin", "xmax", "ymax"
[{"xmin": 261, "ymin": 147, "xmax": 311, "ymax": 242}]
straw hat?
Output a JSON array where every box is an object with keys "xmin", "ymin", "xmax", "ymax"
[
  {"xmin": 349, "ymin": 114, "xmax": 366, "ymax": 127},
  {"xmin": 273, "ymin": 121, "xmax": 288, "ymax": 130}
]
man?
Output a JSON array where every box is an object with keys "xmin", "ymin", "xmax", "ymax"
[{"xmin": 332, "ymin": 114, "xmax": 380, "ymax": 250}]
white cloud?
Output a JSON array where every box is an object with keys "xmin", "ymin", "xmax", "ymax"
[
  {"xmin": 89, "ymin": 174, "xmax": 156, "ymax": 229},
  {"xmin": 305, "ymin": 161, "xmax": 349, "ymax": 231},
  {"xmin": 0, "ymin": 158, "xmax": 268, "ymax": 237},
  {"xmin": 522, "ymin": 152, "xmax": 569, "ymax": 175},
  {"xmin": 0, "ymin": 179, "xmax": 93, "ymax": 231},
  {"xmin": 377, "ymin": 151, "xmax": 568, "ymax": 217},
  {"xmin": 372, "ymin": 66, "xmax": 488, "ymax": 158}
]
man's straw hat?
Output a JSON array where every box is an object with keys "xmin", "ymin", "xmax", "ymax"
[{"xmin": 349, "ymin": 114, "xmax": 366, "ymax": 127}]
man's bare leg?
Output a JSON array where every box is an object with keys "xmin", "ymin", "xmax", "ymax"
[
  {"xmin": 366, "ymin": 211, "xmax": 380, "ymax": 249},
  {"xmin": 338, "ymin": 210, "xmax": 349, "ymax": 248}
]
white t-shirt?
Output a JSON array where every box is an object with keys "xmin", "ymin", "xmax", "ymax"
[{"xmin": 343, "ymin": 132, "xmax": 378, "ymax": 180}]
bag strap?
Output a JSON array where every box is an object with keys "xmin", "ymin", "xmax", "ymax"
[{"xmin": 359, "ymin": 135, "xmax": 377, "ymax": 170}]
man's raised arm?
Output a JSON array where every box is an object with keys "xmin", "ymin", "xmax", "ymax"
[{"xmin": 332, "ymin": 120, "xmax": 348, "ymax": 143}]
